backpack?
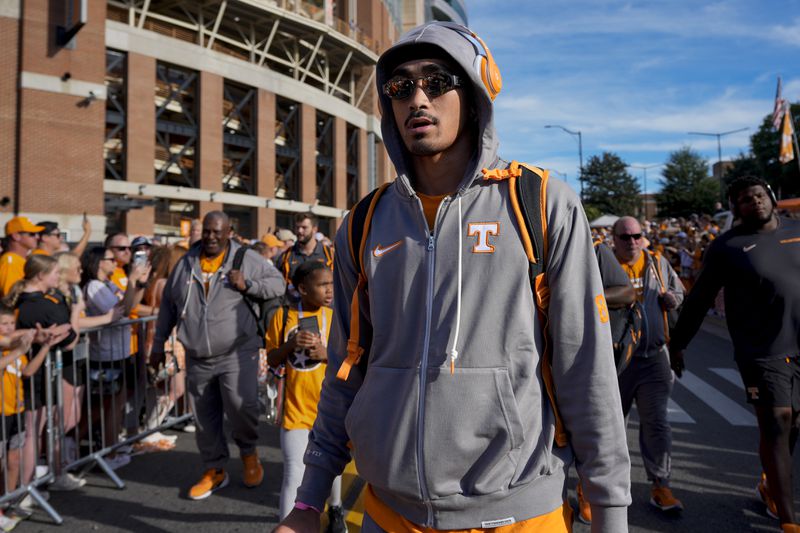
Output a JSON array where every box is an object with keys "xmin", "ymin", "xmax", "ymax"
[
  {"xmin": 593, "ymin": 242, "xmax": 644, "ymax": 375},
  {"xmin": 278, "ymin": 243, "xmax": 334, "ymax": 284},
  {"xmin": 338, "ymin": 161, "xmax": 569, "ymax": 448},
  {"xmin": 232, "ymin": 246, "xmax": 285, "ymax": 348}
]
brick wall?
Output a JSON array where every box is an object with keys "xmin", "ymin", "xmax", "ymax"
[{"xmin": 0, "ymin": 15, "xmax": 19, "ymax": 212}]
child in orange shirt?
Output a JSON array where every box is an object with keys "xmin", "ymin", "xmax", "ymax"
[{"xmin": 266, "ymin": 262, "xmax": 345, "ymax": 531}]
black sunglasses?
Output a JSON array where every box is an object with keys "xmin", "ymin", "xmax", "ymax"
[
  {"xmin": 382, "ymin": 72, "xmax": 462, "ymax": 100},
  {"xmin": 616, "ymin": 233, "xmax": 643, "ymax": 241}
]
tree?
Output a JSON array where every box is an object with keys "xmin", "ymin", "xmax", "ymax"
[
  {"xmin": 657, "ymin": 147, "xmax": 719, "ymax": 217},
  {"xmin": 724, "ymin": 103, "xmax": 800, "ymax": 199},
  {"xmin": 582, "ymin": 152, "xmax": 641, "ymax": 216}
]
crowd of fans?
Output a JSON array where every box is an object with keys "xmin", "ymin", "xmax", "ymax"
[{"xmin": 0, "ymin": 213, "xmax": 340, "ymax": 531}]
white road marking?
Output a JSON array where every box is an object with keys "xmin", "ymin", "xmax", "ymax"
[{"xmin": 676, "ymin": 371, "xmax": 757, "ymax": 426}]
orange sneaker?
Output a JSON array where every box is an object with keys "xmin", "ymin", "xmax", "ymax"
[
  {"xmin": 576, "ymin": 483, "xmax": 592, "ymax": 524},
  {"xmin": 650, "ymin": 486, "xmax": 683, "ymax": 512},
  {"xmin": 758, "ymin": 472, "xmax": 779, "ymax": 519},
  {"xmin": 242, "ymin": 453, "xmax": 264, "ymax": 488},
  {"xmin": 188, "ymin": 469, "xmax": 228, "ymax": 500}
]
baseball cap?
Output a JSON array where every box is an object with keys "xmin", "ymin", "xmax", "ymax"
[
  {"xmin": 5, "ymin": 216, "xmax": 44, "ymax": 236},
  {"xmin": 261, "ymin": 234, "xmax": 283, "ymax": 247},
  {"xmin": 131, "ymin": 236, "xmax": 153, "ymax": 249},
  {"xmin": 276, "ymin": 229, "xmax": 296, "ymax": 243}
]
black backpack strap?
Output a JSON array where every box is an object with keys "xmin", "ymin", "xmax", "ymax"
[
  {"xmin": 232, "ymin": 245, "xmax": 248, "ymax": 271},
  {"xmin": 515, "ymin": 165, "xmax": 548, "ymax": 286}
]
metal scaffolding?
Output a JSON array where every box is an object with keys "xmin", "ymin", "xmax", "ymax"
[
  {"xmin": 346, "ymin": 123, "xmax": 359, "ymax": 208},
  {"xmin": 107, "ymin": 0, "xmax": 378, "ymax": 113},
  {"xmin": 275, "ymin": 96, "xmax": 300, "ymax": 200},
  {"xmin": 222, "ymin": 81, "xmax": 257, "ymax": 194},
  {"xmin": 315, "ymin": 111, "xmax": 334, "ymax": 206},
  {"xmin": 154, "ymin": 62, "xmax": 198, "ymax": 188},
  {"xmin": 104, "ymin": 50, "xmax": 127, "ymax": 181}
]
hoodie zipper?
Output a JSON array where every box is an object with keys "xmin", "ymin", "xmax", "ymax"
[{"xmin": 415, "ymin": 194, "xmax": 451, "ymax": 526}]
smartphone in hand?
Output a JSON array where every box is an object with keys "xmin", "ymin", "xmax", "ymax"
[{"xmin": 297, "ymin": 316, "xmax": 320, "ymax": 336}]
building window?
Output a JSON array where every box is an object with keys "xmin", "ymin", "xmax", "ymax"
[
  {"xmin": 225, "ymin": 205, "xmax": 257, "ymax": 241},
  {"xmin": 316, "ymin": 111, "xmax": 334, "ymax": 206},
  {"xmin": 154, "ymin": 199, "xmax": 198, "ymax": 236},
  {"xmin": 346, "ymin": 124, "xmax": 360, "ymax": 208},
  {"xmin": 104, "ymin": 49, "xmax": 126, "ymax": 181},
  {"xmin": 155, "ymin": 62, "xmax": 198, "ymax": 188},
  {"xmin": 223, "ymin": 81, "xmax": 257, "ymax": 195},
  {"xmin": 275, "ymin": 97, "xmax": 300, "ymax": 200}
]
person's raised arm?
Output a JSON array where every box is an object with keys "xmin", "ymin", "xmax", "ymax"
[{"xmin": 71, "ymin": 214, "xmax": 92, "ymax": 258}]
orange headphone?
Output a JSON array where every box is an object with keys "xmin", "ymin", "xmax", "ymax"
[{"xmin": 433, "ymin": 22, "xmax": 503, "ymax": 101}]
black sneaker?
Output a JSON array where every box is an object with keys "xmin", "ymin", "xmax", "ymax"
[{"xmin": 326, "ymin": 505, "xmax": 348, "ymax": 533}]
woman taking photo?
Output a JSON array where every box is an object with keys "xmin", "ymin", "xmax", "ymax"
[{"xmin": 80, "ymin": 246, "xmax": 149, "ymax": 470}]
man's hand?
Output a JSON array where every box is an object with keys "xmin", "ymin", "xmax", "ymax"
[
  {"xmin": 659, "ymin": 291, "xmax": 679, "ymax": 311},
  {"xmin": 272, "ymin": 507, "xmax": 320, "ymax": 533},
  {"xmin": 670, "ymin": 347, "xmax": 685, "ymax": 378},
  {"xmin": 228, "ymin": 270, "xmax": 247, "ymax": 291},
  {"xmin": 129, "ymin": 263, "xmax": 152, "ymax": 286}
]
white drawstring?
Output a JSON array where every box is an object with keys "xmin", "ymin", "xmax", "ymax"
[{"xmin": 450, "ymin": 196, "xmax": 463, "ymax": 375}]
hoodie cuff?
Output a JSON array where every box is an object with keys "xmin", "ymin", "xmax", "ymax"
[
  {"xmin": 295, "ymin": 464, "xmax": 337, "ymax": 511},
  {"xmin": 590, "ymin": 506, "xmax": 628, "ymax": 533}
]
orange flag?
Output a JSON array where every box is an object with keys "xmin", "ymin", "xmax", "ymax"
[{"xmin": 779, "ymin": 107, "xmax": 795, "ymax": 164}]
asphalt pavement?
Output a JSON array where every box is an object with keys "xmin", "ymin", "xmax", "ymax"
[{"xmin": 16, "ymin": 316, "xmax": 799, "ymax": 532}]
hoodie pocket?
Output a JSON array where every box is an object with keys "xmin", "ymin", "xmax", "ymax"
[
  {"xmin": 344, "ymin": 366, "xmax": 422, "ymax": 500},
  {"xmin": 423, "ymin": 367, "xmax": 525, "ymax": 497}
]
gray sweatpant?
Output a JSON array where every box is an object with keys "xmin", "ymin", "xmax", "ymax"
[
  {"xmin": 186, "ymin": 351, "xmax": 260, "ymax": 469},
  {"xmin": 618, "ymin": 348, "xmax": 674, "ymax": 485},
  {"xmin": 279, "ymin": 428, "xmax": 342, "ymax": 519}
]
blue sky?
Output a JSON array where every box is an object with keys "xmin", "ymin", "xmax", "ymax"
[{"xmin": 466, "ymin": 0, "xmax": 800, "ymax": 194}]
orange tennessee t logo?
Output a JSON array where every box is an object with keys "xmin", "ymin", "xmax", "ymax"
[
  {"xmin": 373, "ymin": 241, "xmax": 403, "ymax": 258},
  {"xmin": 468, "ymin": 222, "xmax": 500, "ymax": 253}
]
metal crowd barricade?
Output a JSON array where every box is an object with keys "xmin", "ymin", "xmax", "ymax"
[
  {"xmin": 65, "ymin": 316, "xmax": 192, "ymax": 489},
  {"xmin": 0, "ymin": 316, "xmax": 192, "ymax": 525},
  {"xmin": 0, "ymin": 347, "xmax": 63, "ymax": 524}
]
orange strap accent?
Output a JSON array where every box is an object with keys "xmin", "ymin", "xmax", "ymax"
[
  {"xmin": 481, "ymin": 160, "xmax": 523, "ymax": 181},
  {"xmin": 337, "ymin": 274, "xmax": 366, "ymax": 381},
  {"xmin": 323, "ymin": 245, "xmax": 334, "ymax": 269},
  {"xmin": 282, "ymin": 250, "xmax": 292, "ymax": 282},
  {"xmin": 534, "ymin": 273, "xmax": 567, "ymax": 448},
  {"xmin": 649, "ymin": 252, "xmax": 671, "ymax": 343}
]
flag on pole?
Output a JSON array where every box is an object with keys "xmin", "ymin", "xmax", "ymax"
[
  {"xmin": 772, "ymin": 76, "xmax": 786, "ymax": 131},
  {"xmin": 779, "ymin": 105, "xmax": 795, "ymax": 164}
]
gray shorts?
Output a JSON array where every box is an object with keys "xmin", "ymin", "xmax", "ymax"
[{"xmin": 1, "ymin": 414, "xmax": 26, "ymax": 457}]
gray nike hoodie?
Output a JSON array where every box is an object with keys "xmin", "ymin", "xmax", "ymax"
[{"xmin": 297, "ymin": 22, "xmax": 631, "ymax": 531}]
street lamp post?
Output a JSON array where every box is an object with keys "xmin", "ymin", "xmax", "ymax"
[
  {"xmin": 687, "ymin": 127, "xmax": 748, "ymax": 200},
  {"xmin": 545, "ymin": 125, "xmax": 583, "ymax": 200},
  {"xmin": 628, "ymin": 163, "xmax": 661, "ymax": 219}
]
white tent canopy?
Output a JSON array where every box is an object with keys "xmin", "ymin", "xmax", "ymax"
[{"xmin": 589, "ymin": 214, "xmax": 620, "ymax": 228}]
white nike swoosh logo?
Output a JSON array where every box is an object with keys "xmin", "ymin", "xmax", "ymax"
[
  {"xmin": 743, "ymin": 244, "xmax": 757, "ymax": 252},
  {"xmin": 373, "ymin": 241, "xmax": 403, "ymax": 258}
]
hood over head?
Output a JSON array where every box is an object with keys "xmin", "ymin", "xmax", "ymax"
[{"xmin": 376, "ymin": 22, "xmax": 502, "ymax": 193}]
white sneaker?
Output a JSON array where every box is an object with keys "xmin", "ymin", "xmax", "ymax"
[
  {"xmin": 116, "ymin": 444, "xmax": 134, "ymax": 455},
  {"xmin": 104, "ymin": 454, "xmax": 131, "ymax": 470},
  {"xmin": 49, "ymin": 473, "xmax": 86, "ymax": 492},
  {"xmin": 34, "ymin": 465, "xmax": 49, "ymax": 479},
  {"xmin": 17, "ymin": 491, "xmax": 50, "ymax": 512},
  {"xmin": 182, "ymin": 423, "xmax": 196, "ymax": 433},
  {"xmin": 143, "ymin": 431, "xmax": 177, "ymax": 444},
  {"xmin": 0, "ymin": 512, "xmax": 21, "ymax": 531}
]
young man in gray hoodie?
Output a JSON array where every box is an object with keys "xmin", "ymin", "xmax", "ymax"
[{"xmin": 276, "ymin": 22, "xmax": 631, "ymax": 533}]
